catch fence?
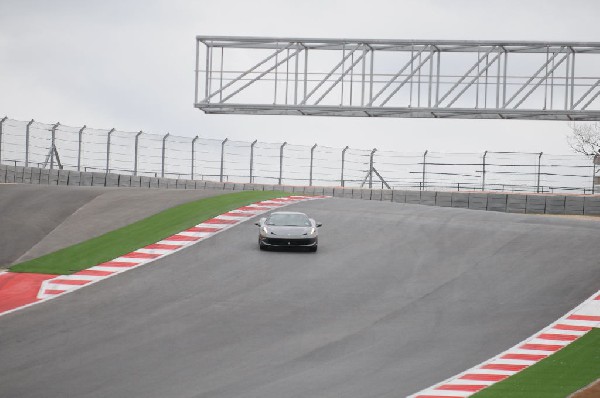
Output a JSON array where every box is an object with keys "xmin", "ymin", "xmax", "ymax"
[{"xmin": 0, "ymin": 117, "xmax": 597, "ymax": 194}]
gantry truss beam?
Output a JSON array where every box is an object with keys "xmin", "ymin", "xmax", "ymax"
[{"xmin": 194, "ymin": 36, "xmax": 600, "ymax": 121}]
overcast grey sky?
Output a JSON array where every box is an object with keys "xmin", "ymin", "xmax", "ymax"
[{"xmin": 1, "ymin": 0, "xmax": 599, "ymax": 154}]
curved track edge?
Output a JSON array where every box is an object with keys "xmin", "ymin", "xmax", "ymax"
[
  {"xmin": 409, "ymin": 289, "xmax": 600, "ymax": 397},
  {"xmin": 0, "ymin": 195, "xmax": 326, "ymax": 318}
]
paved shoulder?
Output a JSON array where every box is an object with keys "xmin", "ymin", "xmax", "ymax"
[
  {"xmin": 0, "ymin": 185, "xmax": 103, "ymax": 267},
  {"xmin": 0, "ymin": 184, "xmax": 226, "ymax": 267},
  {"xmin": 14, "ymin": 187, "xmax": 226, "ymax": 264}
]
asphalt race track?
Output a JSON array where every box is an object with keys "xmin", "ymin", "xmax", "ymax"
[{"xmin": 0, "ymin": 197, "xmax": 599, "ymax": 397}]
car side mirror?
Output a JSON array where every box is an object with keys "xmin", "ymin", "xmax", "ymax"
[
  {"xmin": 316, "ymin": 223, "xmax": 322, "ymax": 228},
  {"xmin": 254, "ymin": 222, "xmax": 260, "ymax": 226}
]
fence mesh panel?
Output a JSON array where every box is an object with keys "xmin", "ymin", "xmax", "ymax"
[{"xmin": 0, "ymin": 117, "xmax": 596, "ymax": 193}]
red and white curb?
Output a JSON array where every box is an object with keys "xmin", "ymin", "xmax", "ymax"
[
  {"xmin": 0, "ymin": 195, "xmax": 327, "ymax": 317},
  {"xmin": 409, "ymin": 290, "xmax": 600, "ymax": 398}
]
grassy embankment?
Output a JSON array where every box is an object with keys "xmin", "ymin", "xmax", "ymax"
[
  {"xmin": 472, "ymin": 328, "xmax": 600, "ymax": 398},
  {"xmin": 11, "ymin": 190, "xmax": 290, "ymax": 275}
]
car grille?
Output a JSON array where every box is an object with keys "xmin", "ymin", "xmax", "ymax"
[{"xmin": 263, "ymin": 237, "xmax": 316, "ymax": 246}]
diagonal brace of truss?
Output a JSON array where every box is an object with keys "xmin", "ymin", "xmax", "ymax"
[
  {"xmin": 379, "ymin": 50, "xmax": 435, "ymax": 107},
  {"xmin": 300, "ymin": 44, "xmax": 362, "ymax": 105},
  {"xmin": 367, "ymin": 45, "xmax": 430, "ymax": 107},
  {"xmin": 511, "ymin": 50, "xmax": 570, "ymax": 109},
  {"xmin": 573, "ymin": 79, "xmax": 600, "ymax": 110},
  {"xmin": 435, "ymin": 46, "xmax": 498, "ymax": 107},
  {"xmin": 221, "ymin": 47, "xmax": 303, "ymax": 103},
  {"xmin": 446, "ymin": 51, "xmax": 503, "ymax": 107},
  {"xmin": 203, "ymin": 42, "xmax": 294, "ymax": 103},
  {"xmin": 504, "ymin": 47, "xmax": 569, "ymax": 108},
  {"xmin": 582, "ymin": 88, "xmax": 600, "ymax": 111},
  {"xmin": 314, "ymin": 45, "xmax": 368, "ymax": 105}
]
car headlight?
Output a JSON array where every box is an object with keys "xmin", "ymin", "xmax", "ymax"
[
  {"xmin": 261, "ymin": 226, "xmax": 268, "ymax": 235},
  {"xmin": 309, "ymin": 227, "xmax": 316, "ymax": 235}
]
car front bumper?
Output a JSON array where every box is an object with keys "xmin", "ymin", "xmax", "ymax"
[{"xmin": 260, "ymin": 236, "xmax": 317, "ymax": 247}]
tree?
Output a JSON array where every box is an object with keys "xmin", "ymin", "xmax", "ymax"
[{"xmin": 567, "ymin": 122, "xmax": 600, "ymax": 157}]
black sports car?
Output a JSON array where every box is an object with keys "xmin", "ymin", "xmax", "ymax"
[{"xmin": 255, "ymin": 211, "xmax": 321, "ymax": 252}]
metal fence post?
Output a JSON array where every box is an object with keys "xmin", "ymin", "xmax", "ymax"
[
  {"xmin": 106, "ymin": 128, "xmax": 115, "ymax": 173},
  {"xmin": 592, "ymin": 154, "xmax": 599, "ymax": 194},
  {"xmin": 482, "ymin": 150, "xmax": 488, "ymax": 191},
  {"xmin": 50, "ymin": 122, "xmax": 60, "ymax": 170},
  {"xmin": 0, "ymin": 116, "xmax": 6, "ymax": 164},
  {"xmin": 134, "ymin": 131, "xmax": 142, "ymax": 176},
  {"xmin": 309, "ymin": 143, "xmax": 317, "ymax": 186},
  {"xmin": 194, "ymin": 38, "xmax": 200, "ymax": 105},
  {"xmin": 25, "ymin": 119, "xmax": 34, "ymax": 167},
  {"xmin": 369, "ymin": 148, "xmax": 377, "ymax": 189},
  {"xmin": 220, "ymin": 138, "xmax": 228, "ymax": 182},
  {"xmin": 279, "ymin": 141, "xmax": 287, "ymax": 185},
  {"xmin": 536, "ymin": 152, "xmax": 543, "ymax": 193},
  {"xmin": 77, "ymin": 125, "xmax": 86, "ymax": 171},
  {"xmin": 249, "ymin": 139, "xmax": 257, "ymax": 183},
  {"xmin": 9, "ymin": 118, "xmax": 599, "ymax": 194},
  {"xmin": 421, "ymin": 150, "xmax": 428, "ymax": 191},
  {"xmin": 341, "ymin": 146, "xmax": 349, "ymax": 187},
  {"xmin": 161, "ymin": 133, "xmax": 169, "ymax": 178},
  {"xmin": 191, "ymin": 135, "xmax": 198, "ymax": 179}
]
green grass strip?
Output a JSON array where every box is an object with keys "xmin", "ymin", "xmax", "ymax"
[
  {"xmin": 10, "ymin": 190, "xmax": 291, "ymax": 275},
  {"xmin": 472, "ymin": 328, "xmax": 600, "ymax": 398}
]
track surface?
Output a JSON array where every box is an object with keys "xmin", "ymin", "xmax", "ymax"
[
  {"xmin": 0, "ymin": 184, "xmax": 224, "ymax": 267},
  {"xmin": 0, "ymin": 198, "xmax": 599, "ymax": 397}
]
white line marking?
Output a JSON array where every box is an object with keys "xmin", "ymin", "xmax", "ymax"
[{"xmin": 135, "ymin": 248, "xmax": 175, "ymax": 255}]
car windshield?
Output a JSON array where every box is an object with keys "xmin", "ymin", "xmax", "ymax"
[{"xmin": 266, "ymin": 214, "xmax": 311, "ymax": 227}]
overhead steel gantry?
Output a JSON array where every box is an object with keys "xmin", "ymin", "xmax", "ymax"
[{"xmin": 194, "ymin": 36, "xmax": 600, "ymax": 121}]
